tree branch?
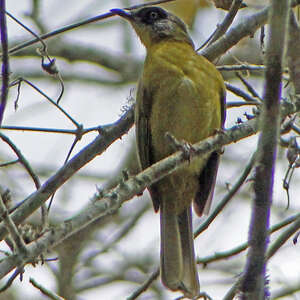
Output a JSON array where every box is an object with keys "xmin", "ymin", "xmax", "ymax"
[
  {"xmin": 200, "ymin": 0, "xmax": 300, "ymax": 61},
  {"xmin": 0, "ymin": 0, "xmax": 9, "ymax": 125},
  {"xmin": 0, "ymin": 105, "xmax": 135, "ymax": 241},
  {"xmin": 240, "ymin": 1, "xmax": 291, "ymax": 299},
  {"xmin": 0, "ymin": 96, "xmax": 299, "ymax": 279}
]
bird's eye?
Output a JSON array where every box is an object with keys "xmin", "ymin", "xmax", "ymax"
[
  {"xmin": 138, "ymin": 7, "xmax": 167, "ymax": 24},
  {"xmin": 149, "ymin": 11, "xmax": 159, "ymax": 20}
]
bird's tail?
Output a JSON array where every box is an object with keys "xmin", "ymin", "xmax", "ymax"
[{"xmin": 160, "ymin": 202, "xmax": 200, "ymax": 298}]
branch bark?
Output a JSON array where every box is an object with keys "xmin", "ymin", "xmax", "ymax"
[
  {"xmin": 0, "ymin": 0, "xmax": 9, "ymax": 125},
  {"xmin": 200, "ymin": 0, "xmax": 300, "ymax": 61},
  {"xmin": 240, "ymin": 1, "xmax": 291, "ymax": 299}
]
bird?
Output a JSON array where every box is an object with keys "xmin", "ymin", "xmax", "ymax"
[{"xmin": 111, "ymin": 6, "xmax": 226, "ymax": 298}]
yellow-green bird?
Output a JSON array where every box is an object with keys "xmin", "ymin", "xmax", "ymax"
[{"xmin": 111, "ymin": 6, "xmax": 226, "ymax": 298}]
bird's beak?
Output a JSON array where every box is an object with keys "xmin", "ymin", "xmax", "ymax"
[{"xmin": 110, "ymin": 8, "xmax": 134, "ymax": 21}]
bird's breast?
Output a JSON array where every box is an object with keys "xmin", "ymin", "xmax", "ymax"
[{"xmin": 141, "ymin": 42, "xmax": 223, "ymax": 171}]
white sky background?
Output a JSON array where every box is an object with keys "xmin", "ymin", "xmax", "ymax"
[{"xmin": 1, "ymin": 1, "xmax": 300, "ymax": 299}]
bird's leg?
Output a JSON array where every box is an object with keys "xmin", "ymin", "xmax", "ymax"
[
  {"xmin": 212, "ymin": 128, "xmax": 227, "ymax": 155},
  {"xmin": 165, "ymin": 132, "xmax": 196, "ymax": 163}
]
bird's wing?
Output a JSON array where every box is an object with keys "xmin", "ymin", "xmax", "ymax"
[
  {"xmin": 135, "ymin": 81, "xmax": 151, "ymax": 170},
  {"xmin": 220, "ymin": 88, "xmax": 226, "ymax": 127},
  {"xmin": 194, "ymin": 89, "xmax": 226, "ymax": 216},
  {"xmin": 135, "ymin": 80, "xmax": 161, "ymax": 212}
]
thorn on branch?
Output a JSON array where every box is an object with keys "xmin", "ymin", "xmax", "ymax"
[
  {"xmin": 122, "ymin": 169, "xmax": 130, "ymax": 181},
  {"xmin": 225, "ymin": 182, "xmax": 231, "ymax": 191},
  {"xmin": 97, "ymin": 126, "xmax": 108, "ymax": 137},
  {"xmin": 96, "ymin": 186, "xmax": 104, "ymax": 198},
  {"xmin": 293, "ymin": 230, "xmax": 300, "ymax": 244},
  {"xmin": 118, "ymin": 170, "xmax": 130, "ymax": 189}
]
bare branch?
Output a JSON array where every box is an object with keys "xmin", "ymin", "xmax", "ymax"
[
  {"xmin": 126, "ymin": 267, "xmax": 160, "ymax": 300},
  {"xmin": 0, "ymin": 132, "xmax": 41, "ymax": 189},
  {"xmin": 4, "ymin": 0, "xmax": 175, "ymax": 57},
  {"xmin": 0, "ymin": 106, "xmax": 135, "ymax": 241},
  {"xmin": 204, "ymin": 0, "xmax": 245, "ymax": 48},
  {"xmin": 0, "ymin": 194, "xmax": 27, "ymax": 256},
  {"xmin": 30, "ymin": 278, "xmax": 64, "ymax": 300},
  {"xmin": 240, "ymin": 1, "xmax": 291, "ymax": 298},
  {"xmin": 0, "ymin": 95, "xmax": 299, "ymax": 279},
  {"xmin": 200, "ymin": 0, "xmax": 300, "ymax": 62},
  {"xmin": 225, "ymin": 82, "xmax": 260, "ymax": 103},
  {"xmin": 198, "ymin": 212, "xmax": 300, "ymax": 265},
  {"xmin": 267, "ymin": 214, "xmax": 300, "ymax": 259},
  {"xmin": 194, "ymin": 151, "xmax": 256, "ymax": 238},
  {"xmin": 0, "ymin": 0, "xmax": 9, "ymax": 125}
]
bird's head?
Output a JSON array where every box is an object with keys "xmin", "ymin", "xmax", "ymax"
[{"xmin": 111, "ymin": 6, "xmax": 194, "ymax": 49}]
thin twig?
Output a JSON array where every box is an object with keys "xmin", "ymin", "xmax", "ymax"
[
  {"xmin": 0, "ymin": 132, "xmax": 41, "ymax": 190},
  {"xmin": 82, "ymin": 202, "xmax": 150, "ymax": 266},
  {"xmin": 267, "ymin": 214, "xmax": 300, "ymax": 259},
  {"xmin": 236, "ymin": 72, "xmax": 262, "ymax": 100},
  {"xmin": 271, "ymin": 282, "xmax": 300, "ymax": 299},
  {"xmin": 0, "ymin": 268, "xmax": 23, "ymax": 292},
  {"xmin": 4, "ymin": 0, "xmax": 175, "ymax": 57},
  {"xmin": 126, "ymin": 267, "xmax": 160, "ymax": 300},
  {"xmin": 27, "ymin": 0, "xmax": 46, "ymax": 33},
  {"xmin": 0, "ymin": 194, "xmax": 27, "ymax": 255},
  {"xmin": 217, "ymin": 64, "xmax": 265, "ymax": 72},
  {"xmin": 0, "ymin": 132, "xmax": 48, "ymax": 227},
  {"xmin": 207, "ymin": 0, "xmax": 244, "ymax": 47},
  {"xmin": 225, "ymin": 82, "xmax": 260, "ymax": 103},
  {"xmin": 0, "ymin": 106, "xmax": 135, "ymax": 243},
  {"xmin": 194, "ymin": 152, "xmax": 256, "ymax": 238},
  {"xmin": 0, "ymin": 0, "xmax": 9, "ymax": 125},
  {"xmin": 30, "ymin": 278, "xmax": 64, "ymax": 300},
  {"xmin": 200, "ymin": 0, "xmax": 300, "ymax": 62},
  {"xmin": 1, "ymin": 125, "xmax": 81, "ymax": 134},
  {"xmin": 224, "ymin": 213, "xmax": 300, "ymax": 300},
  {"xmin": 5, "ymin": 12, "xmax": 114, "ymax": 56},
  {"xmin": 0, "ymin": 159, "xmax": 19, "ymax": 167},
  {"xmin": 10, "ymin": 78, "xmax": 80, "ymax": 128},
  {"xmin": 197, "ymin": 212, "xmax": 300, "ymax": 265},
  {"xmin": 226, "ymin": 101, "xmax": 259, "ymax": 108},
  {"xmin": 5, "ymin": 11, "xmax": 49, "ymax": 60},
  {"xmin": 6, "ymin": 11, "xmax": 64, "ymax": 104}
]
